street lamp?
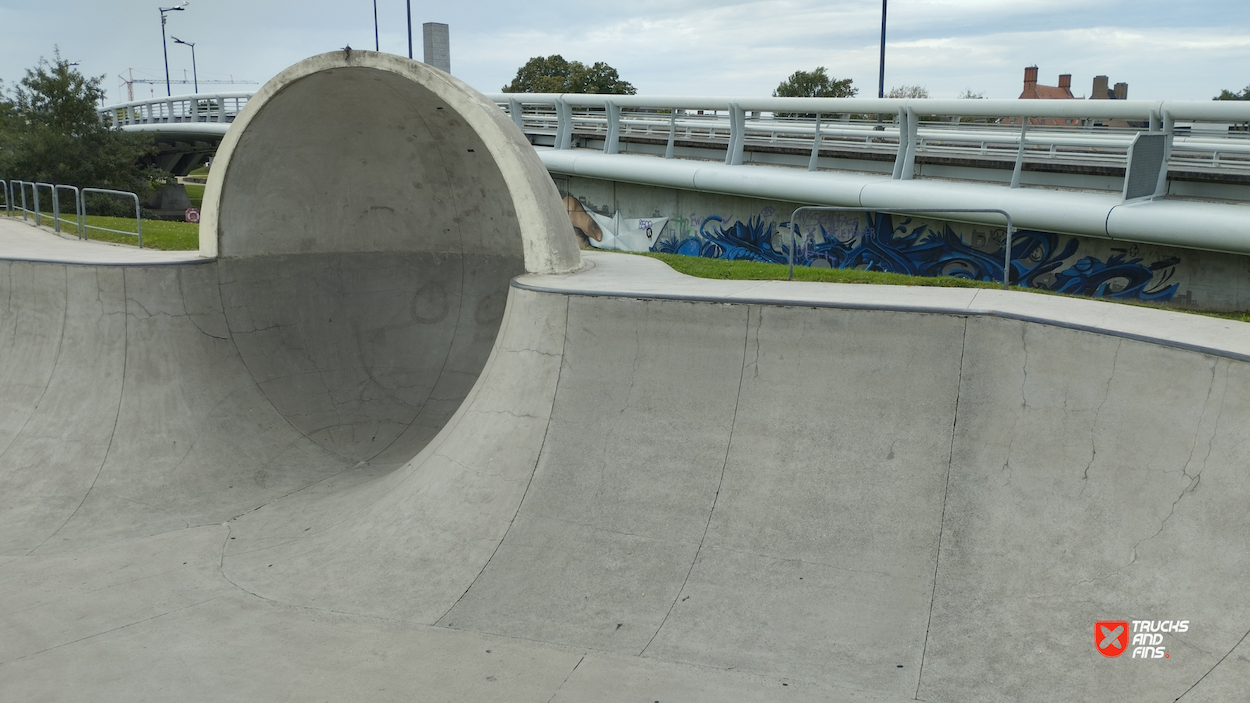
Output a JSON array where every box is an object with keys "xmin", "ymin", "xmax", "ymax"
[
  {"xmin": 171, "ymin": 36, "xmax": 197, "ymax": 92},
  {"xmin": 160, "ymin": 2, "xmax": 190, "ymax": 97},
  {"xmin": 878, "ymin": 0, "xmax": 887, "ymax": 99}
]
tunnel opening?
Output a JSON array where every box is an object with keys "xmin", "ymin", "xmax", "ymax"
[{"xmin": 202, "ymin": 53, "xmax": 579, "ymax": 465}]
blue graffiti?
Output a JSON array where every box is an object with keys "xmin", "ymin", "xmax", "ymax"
[{"xmin": 653, "ymin": 212, "xmax": 1178, "ymax": 302}]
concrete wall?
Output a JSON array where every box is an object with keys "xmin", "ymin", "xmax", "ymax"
[{"xmin": 554, "ymin": 175, "xmax": 1250, "ymax": 312}]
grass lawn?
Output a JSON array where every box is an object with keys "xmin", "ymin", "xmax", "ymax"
[
  {"xmin": 184, "ymin": 182, "xmax": 205, "ymax": 208},
  {"xmin": 183, "ymin": 167, "xmax": 210, "ymax": 207},
  {"xmin": 2, "ymin": 211, "xmax": 198, "ymax": 251},
  {"xmin": 637, "ymin": 251, "xmax": 1250, "ymax": 324}
]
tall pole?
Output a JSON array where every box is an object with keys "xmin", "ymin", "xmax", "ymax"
[
  {"xmin": 878, "ymin": 0, "xmax": 887, "ymax": 99},
  {"xmin": 373, "ymin": 0, "xmax": 380, "ymax": 51},
  {"xmin": 173, "ymin": 37, "xmax": 198, "ymax": 92},
  {"xmin": 159, "ymin": 4, "xmax": 188, "ymax": 97},
  {"xmin": 161, "ymin": 13, "xmax": 171, "ymax": 96},
  {"xmin": 407, "ymin": 0, "xmax": 413, "ymax": 59}
]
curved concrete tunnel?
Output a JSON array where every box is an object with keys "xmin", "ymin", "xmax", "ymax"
[
  {"xmin": 201, "ymin": 52, "xmax": 582, "ymax": 464},
  {"xmin": 3, "ymin": 51, "xmax": 1250, "ymax": 703}
]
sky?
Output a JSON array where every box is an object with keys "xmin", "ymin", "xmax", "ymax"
[{"xmin": 1, "ymin": 0, "xmax": 1248, "ymax": 104}]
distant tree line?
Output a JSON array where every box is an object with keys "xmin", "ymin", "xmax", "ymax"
[
  {"xmin": 503, "ymin": 55, "xmax": 636, "ymax": 94},
  {"xmin": 0, "ymin": 50, "xmax": 165, "ymax": 210}
]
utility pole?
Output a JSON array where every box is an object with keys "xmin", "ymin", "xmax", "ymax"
[
  {"xmin": 159, "ymin": 3, "xmax": 189, "ymax": 96},
  {"xmin": 878, "ymin": 0, "xmax": 887, "ymax": 99},
  {"xmin": 407, "ymin": 0, "xmax": 413, "ymax": 59},
  {"xmin": 373, "ymin": 0, "xmax": 380, "ymax": 51}
]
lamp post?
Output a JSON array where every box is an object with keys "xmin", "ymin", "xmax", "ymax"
[
  {"xmin": 878, "ymin": 0, "xmax": 887, "ymax": 99},
  {"xmin": 373, "ymin": 0, "xmax": 379, "ymax": 51},
  {"xmin": 171, "ymin": 36, "xmax": 197, "ymax": 92},
  {"xmin": 407, "ymin": 0, "xmax": 413, "ymax": 59},
  {"xmin": 159, "ymin": 2, "xmax": 189, "ymax": 97}
]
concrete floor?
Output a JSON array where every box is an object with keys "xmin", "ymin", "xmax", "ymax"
[{"xmin": 3, "ymin": 52, "xmax": 1248, "ymax": 702}]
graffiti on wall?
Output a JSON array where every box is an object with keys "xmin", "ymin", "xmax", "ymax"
[
  {"xmin": 564, "ymin": 195, "xmax": 669, "ymax": 252},
  {"xmin": 554, "ymin": 181, "xmax": 1180, "ymax": 303},
  {"xmin": 650, "ymin": 211, "xmax": 1179, "ymax": 302}
]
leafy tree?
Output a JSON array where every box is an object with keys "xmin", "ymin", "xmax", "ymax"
[
  {"xmin": 887, "ymin": 85, "xmax": 930, "ymax": 99},
  {"xmin": 772, "ymin": 67, "xmax": 857, "ymax": 98},
  {"xmin": 0, "ymin": 50, "xmax": 163, "ymax": 208},
  {"xmin": 1214, "ymin": 85, "xmax": 1250, "ymax": 101},
  {"xmin": 502, "ymin": 55, "xmax": 636, "ymax": 94},
  {"xmin": 958, "ymin": 88, "xmax": 986, "ymax": 99}
]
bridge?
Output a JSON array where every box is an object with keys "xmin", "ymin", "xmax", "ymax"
[
  {"xmin": 103, "ymin": 90, "xmax": 1250, "ymax": 257},
  {"xmin": 98, "ymin": 92, "xmax": 252, "ymax": 174}
]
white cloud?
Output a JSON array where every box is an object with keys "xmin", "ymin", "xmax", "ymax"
[{"xmin": 2, "ymin": 0, "xmax": 1248, "ymax": 102}]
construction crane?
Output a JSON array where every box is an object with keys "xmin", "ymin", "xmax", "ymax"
[{"xmin": 118, "ymin": 68, "xmax": 257, "ymax": 101}]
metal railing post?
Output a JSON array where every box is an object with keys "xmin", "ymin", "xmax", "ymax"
[
  {"xmin": 603, "ymin": 100, "xmax": 621, "ymax": 155},
  {"xmin": 664, "ymin": 111, "xmax": 677, "ymax": 159},
  {"xmin": 508, "ymin": 98, "xmax": 524, "ymax": 130},
  {"xmin": 55, "ymin": 184, "xmax": 82, "ymax": 238},
  {"xmin": 900, "ymin": 107, "xmax": 920, "ymax": 180},
  {"xmin": 0, "ymin": 180, "xmax": 8, "ymax": 216},
  {"xmin": 555, "ymin": 98, "xmax": 573, "ymax": 150},
  {"xmin": 19, "ymin": 181, "xmax": 29, "ymax": 222},
  {"xmin": 32, "ymin": 182, "xmax": 42, "ymax": 227},
  {"xmin": 1010, "ymin": 119, "xmax": 1030, "ymax": 188},
  {"xmin": 1155, "ymin": 111, "xmax": 1175, "ymax": 198},
  {"xmin": 788, "ymin": 206, "xmax": 1015, "ymax": 288},
  {"xmin": 891, "ymin": 109, "xmax": 909, "ymax": 179},
  {"xmin": 80, "ymin": 188, "xmax": 144, "ymax": 248},
  {"xmin": 808, "ymin": 113, "xmax": 823, "ymax": 172},
  {"xmin": 725, "ymin": 103, "xmax": 745, "ymax": 166}
]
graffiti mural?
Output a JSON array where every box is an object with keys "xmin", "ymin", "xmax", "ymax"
[
  {"xmin": 562, "ymin": 195, "xmax": 670, "ymax": 252},
  {"xmin": 652, "ymin": 211, "xmax": 1179, "ymax": 302}
]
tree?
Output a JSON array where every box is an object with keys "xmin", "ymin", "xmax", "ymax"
[
  {"xmin": 958, "ymin": 89, "xmax": 986, "ymax": 99},
  {"xmin": 0, "ymin": 50, "xmax": 163, "ymax": 203},
  {"xmin": 1214, "ymin": 85, "xmax": 1250, "ymax": 101},
  {"xmin": 887, "ymin": 85, "xmax": 930, "ymax": 99},
  {"xmin": 773, "ymin": 67, "xmax": 857, "ymax": 99},
  {"xmin": 502, "ymin": 55, "xmax": 636, "ymax": 94}
]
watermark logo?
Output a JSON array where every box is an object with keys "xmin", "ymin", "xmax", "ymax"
[
  {"xmin": 1096, "ymin": 621, "xmax": 1130, "ymax": 658},
  {"xmin": 1096, "ymin": 620, "xmax": 1188, "ymax": 659}
]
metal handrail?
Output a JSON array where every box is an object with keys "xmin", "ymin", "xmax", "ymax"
[
  {"xmin": 33, "ymin": 183, "xmax": 56, "ymax": 228},
  {"xmin": 787, "ymin": 206, "xmax": 1015, "ymax": 289},
  {"xmin": 495, "ymin": 95, "xmax": 1250, "ymax": 187},
  {"xmin": 53, "ymin": 184, "xmax": 83, "ymax": 238},
  {"xmin": 97, "ymin": 92, "xmax": 253, "ymax": 128},
  {"xmin": 80, "ymin": 188, "xmax": 143, "ymax": 248},
  {"xmin": 0, "ymin": 180, "xmax": 9, "ymax": 216}
]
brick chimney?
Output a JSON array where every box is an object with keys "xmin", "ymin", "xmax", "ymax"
[
  {"xmin": 1021, "ymin": 66, "xmax": 1039, "ymax": 99},
  {"xmin": 1058, "ymin": 74, "xmax": 1072, "ymax": 95},
  {"xmin": 1113, "ymin": 82, "xmax": 1128, "ymax": 100},
  {"xmin": 1091, "ymin": 75, "xmax": 1109, "ymax": 100}
]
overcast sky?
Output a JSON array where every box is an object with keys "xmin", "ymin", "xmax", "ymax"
[{"xmin": 2, "ymin": 1, "xmax": 1248, "ymax": 104}]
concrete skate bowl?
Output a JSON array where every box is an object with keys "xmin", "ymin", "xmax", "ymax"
[
  {"xmin": 4, "ymin": 54, "xmax": 1250, "ymax": 703},
  {"xmin": 0, "ymin": 54, "xmax": 578, "ymax": 561}
]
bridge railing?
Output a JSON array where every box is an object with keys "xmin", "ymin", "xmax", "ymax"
[
  {"xmin": 487, "ymin": 94, "xmax": 1250, "ymax": 194},
  {"xmin": 98, "ymin": 92, "xmax": 254, "ymax": 128}
]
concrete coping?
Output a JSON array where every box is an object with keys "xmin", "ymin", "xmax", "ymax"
[{"xmin": 517, "ymin": 250, "xmax": 1250, "ymax": 364}]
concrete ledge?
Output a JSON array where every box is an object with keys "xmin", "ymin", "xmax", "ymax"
[{"xmin": 517, "ymin": 250, "xmax": 1250, "ymax": 363}]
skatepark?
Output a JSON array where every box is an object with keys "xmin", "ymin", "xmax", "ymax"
[{"xmin": 2, "ymin": 52, "xmax": 1249, "ymax": 701}]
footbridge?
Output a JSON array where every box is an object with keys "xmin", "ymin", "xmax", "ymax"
[
  {"xmin": 98, "ymin": 92, "xmax": 252, "ymax": 174},
  {"xmin": 485, "ymin": 92, "xmax": 1250, "ymax": 256}
]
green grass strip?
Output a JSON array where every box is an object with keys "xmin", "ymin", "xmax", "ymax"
[
  {"xmin": 636, "ymin": 251, "xmax": 1250, "ymax": 324},
  {"xmin": 3, "ymin": 211, "xmax": 198, "ymax": 251}
]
